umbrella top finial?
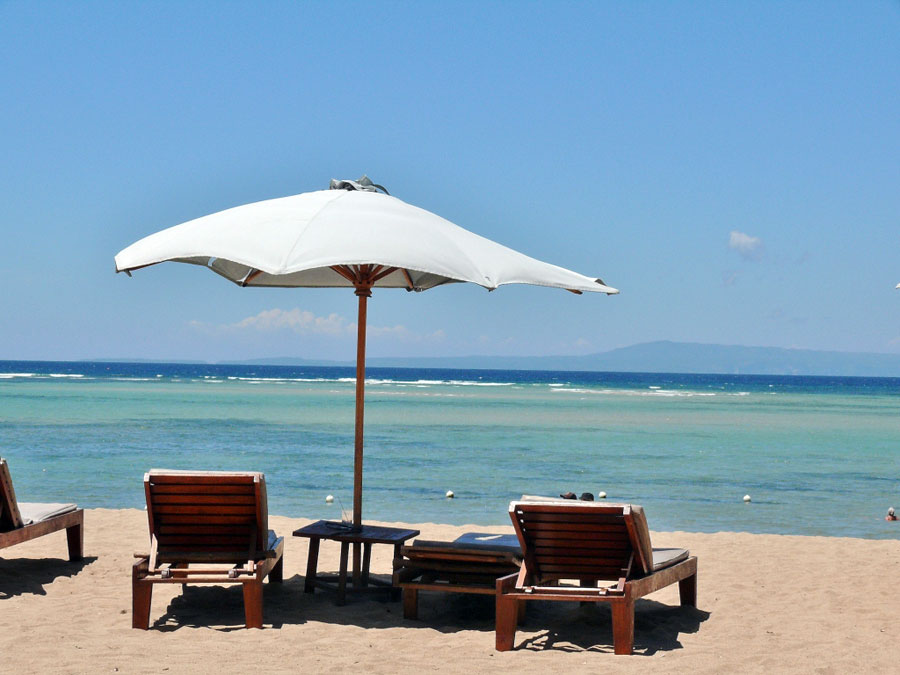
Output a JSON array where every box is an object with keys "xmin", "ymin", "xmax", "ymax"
[{"xmin": 329, "ymin": 175, "xmax": 390, "ymax": 195}]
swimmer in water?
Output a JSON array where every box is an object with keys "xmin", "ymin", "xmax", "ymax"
[{"xmin": 886, "ymin": 507, "xmax": 897, "ymax": 521}]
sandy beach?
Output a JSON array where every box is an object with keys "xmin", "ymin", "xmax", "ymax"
[{"xmin": 0, "ymin": 509, "xmax": 897, "ymax": 674}]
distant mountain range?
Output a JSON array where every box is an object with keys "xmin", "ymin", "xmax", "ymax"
[{"xmin": 222, "ymin": 341, "xmax": 900, "ymax": 377}]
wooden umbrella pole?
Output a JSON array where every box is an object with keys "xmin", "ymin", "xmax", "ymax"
[
  {"xmin": 353, "ymin": 286, "xmax": 370, "ymax": 529},
  {"xmin": 352, "ymin": 279, "xmax": 371, "ymax": 585}
]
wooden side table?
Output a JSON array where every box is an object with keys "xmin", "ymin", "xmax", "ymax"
[{"xmin": 293, "ymin": 520, "xmax": 419, "ymax": 605}]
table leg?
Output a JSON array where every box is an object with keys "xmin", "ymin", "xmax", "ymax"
[
  {"xmin": 304, "ymin": 537, "xmax": 320, "ymax": 594},
  {"xmin": 361, "ymin": 543, "xmax": 372, "ymax": 586},
  {"xmin": 338, "ymin": 542, "xmax": 350, "ymax": 606},
  {"xmin": 391, "ymin": 543, "xmax": 402, "ymax": 600},
  {"xmin": 352, "ymin": 542, "xmax": 362, "ymax": 587}
]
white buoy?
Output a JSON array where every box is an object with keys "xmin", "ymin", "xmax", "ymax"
[
  {"xmin": 598, "ymin": 491, "xmax": 607, "ymax": 499},
  {"xmin": 446, "ymin": 490, "xmax": 455, "ymax": 499},
  {"xmin": 325, "ymin": 494, "xmax": 334, "ymax": 504},
  {"xmin": 743, "ymin": 494, "xmax": 752, "ymax": 503}
]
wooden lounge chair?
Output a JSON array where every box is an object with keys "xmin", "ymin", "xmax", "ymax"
[
  {"xmin": 495, "ymin": 501, "xmax": 697, "ymax": 655},
  {"xmin": 0, "ymin": 458, "xmax": 83, "ymax": 561},
  {"xmin": 393, "ymin": 532, "xmax": 522, "ymax": 619},
  {"xmin": 132, "ymin": 470, "xmax": 284, "ymax": 629}
]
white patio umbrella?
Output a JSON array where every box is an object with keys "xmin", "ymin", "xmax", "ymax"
[{"xmin": 114, "ymin": 177, "xmax": 617, "ymax": 539}]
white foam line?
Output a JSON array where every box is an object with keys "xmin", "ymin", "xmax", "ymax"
[
  {"xmin": 550, "ymin": 387, "xmax": 719, "ymax": 398},
  {"xmin": 212, "ymin": 376, "xmax": 517, "ymax": 387}
]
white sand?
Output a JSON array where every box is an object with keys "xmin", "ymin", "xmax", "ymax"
[{"xmin": 1, "ymin": 508, "xmax": 898, "ymax": 674}]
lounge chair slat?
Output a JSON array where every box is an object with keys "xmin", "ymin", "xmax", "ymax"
[
  {"xmin": 400, "ymin": 561, "xmax": 519, "ymax": 575},
  {"xmin": 535, "ymin": 564, "xmax": 628, "ymax": 575},
  {"xmin": 150, "ymin": 484, "xmax": 255, "ymax": 495},
  {"xmin": 158, "ymin": 525, "xmax": 251, "ymax": 535},
  {"xmin": 398, "ymin": 580, "xmax": 499, "ymax": 595},
  {"xmin": 155, "ymin": 551, "xmax": 259, "ymax": 562},
  {"xmin": 146, "ymin": 473, "xmax": 259, "ymax": 485},
  {"xmin": 512, "ymin": 503, "xmax": 631, "ymax": 515},
  {"xmin": 157, "ymin": 539, "xmax": 253, "ymax": 547},
  {"xmin": 157, "ymin": 530, "xmax": 252, "ymax": 539},
  {"xmin": 534, "ymin": 554, "xmax": 630, "ymax": 566},
  {"xmin": 519, "ymin": 513, "xmax": 625, "ymax": 525},
  {"xmin": 405, "ymin": 553, "xmax": 510, "ymax": 564},
  {"xmin": 530, "ymin": 544, "xmax": 627, "ymax": 554},
  {"xmin": 155, "ymin": 514, "xmax": 256, "ymax": 525},
  {"xmin": 151, "ymin": 494, "xmax": 258, "ymax": 505},
  {"xmin": 519, "ymin": 521, "xmax": 628, "ymax": 533},
  {"xmin": 153, "ymin": 504, "xmax": 257, "ymax": 515},
  {"xmin": 528, "ymin": 532, "xmax": 631, "ymax": 548},
  {"xmin": 158, "ymin": 546, "xmax": 254, "ymax": 554}
]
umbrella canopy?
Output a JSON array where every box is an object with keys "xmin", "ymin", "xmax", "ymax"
[
  {"xmin": 114, "ymin": 178, "xmax": 618, "ymax": 536},
  {"xmin": 115, "ymin": 182, "xmax": 617, "ymax": 295}
]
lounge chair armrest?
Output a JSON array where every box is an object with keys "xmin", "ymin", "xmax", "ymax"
[
  {"xmin": 133, "ymin": 556, "xmax": 150, "ymax": 580},
  {"xmin": 134, "ymin": 552, "xmax": 149, "ymax": 559},
  {"xmin": 261, "ymin": 532, "xmax": 283, "ymax": 557},
  {"xmin": 263, "ymin": 534, "xmax": 284, "ymax": 557},
  {"xmin": 496, "ymin": 571, "xmax": 519, "ymax": 594}
]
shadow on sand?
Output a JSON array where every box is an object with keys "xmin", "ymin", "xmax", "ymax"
[
  {"xmin": 0, "ymin": 556, "xmax": 97, "ymax": 599},
  {"xmin": 513, "ymin": 601, "xmax": 710, "ymax": 655},
  {"xmin": 147, "ymin": 571, "xmax": 709, "ymax": 654}
]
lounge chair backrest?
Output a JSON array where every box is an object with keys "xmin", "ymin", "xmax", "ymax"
[
  {"xmin": 145, "ymin": 470, "xmax": 269, "ymax": 563},
  {"xmin": 509, "ymin": 501, "xmax": 655, "ymax": 583},
  {"xmin": 0, "ymin": 458, "xmax": 25, "ymax": 530}
]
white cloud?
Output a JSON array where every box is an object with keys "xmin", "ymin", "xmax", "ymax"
[
  {"xmin": 232, "ymin": 308, "xmax": 350, "ymax": 335},
  {"xmin": 190, "ymin": 308, "xmax": 444, "ymax": 343},
  {"xmin": 729, "ymin": 230, "xmax": 763, "ymax": 260}
]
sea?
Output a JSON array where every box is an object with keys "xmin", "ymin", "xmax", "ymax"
[{"xmin": 2, "ymin": 360, "xmax": 899, "ymax": 540}]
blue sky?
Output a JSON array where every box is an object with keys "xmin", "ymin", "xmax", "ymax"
[{"xmin": 1, "ymin": 1, "xmax": 897, "ymax": 362}]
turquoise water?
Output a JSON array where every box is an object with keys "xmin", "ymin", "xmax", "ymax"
[{"xmin": 2, "ymin": 361, "xmax": 899, "ymax": 539}]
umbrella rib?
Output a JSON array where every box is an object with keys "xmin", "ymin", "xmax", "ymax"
[
  {"xmin": 400, "ymin": 268, "xmax": 415, "ymax": 291},
  {"xmin": 330, "ymin": 265, "xmax": 358, "ymax": 284},
  {"xmin": 370, "ymin": 266, "xmax": 398, "ymax": 283},
  {"xmin": 241, "ymin": 269, "xmax": 264, "ymax": 287},
  {"xmin": 118, "ymin": 261, "xmax": 159, "ymax": 275}
]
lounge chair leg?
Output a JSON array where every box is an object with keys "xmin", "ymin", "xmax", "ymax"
[
  {"xmin": 402, "ymin": 587, "xmax": 418, "ymax": 620},
  {"xmin": 495, "ymin": 594, "xmax": 519, "ymax": 651},
  {"xmin": 679, "ymin": 571, "xmax": 697, "ymax": 607},
  {"xmin": 243, "ymin": 581, "xmax": 264, "ymax": 629},
  {"xmin": 66, "ymin": 519, "xmax": 83, "ymax": 562},
  {"xmin": 611, "ymin": 597, "xmax": 635, "ymax": 655},
  {"xmin": 132, "ymin": 580, "xmax": 152, "ymax": 630},
  {"xmin": 270, "ymin": 555, "xmax": 284, "ymax": 584}
]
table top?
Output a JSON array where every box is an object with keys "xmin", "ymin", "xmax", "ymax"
[{"xmin": 293, "ymin": 520, "xmax": 419, "ymax": 544}]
